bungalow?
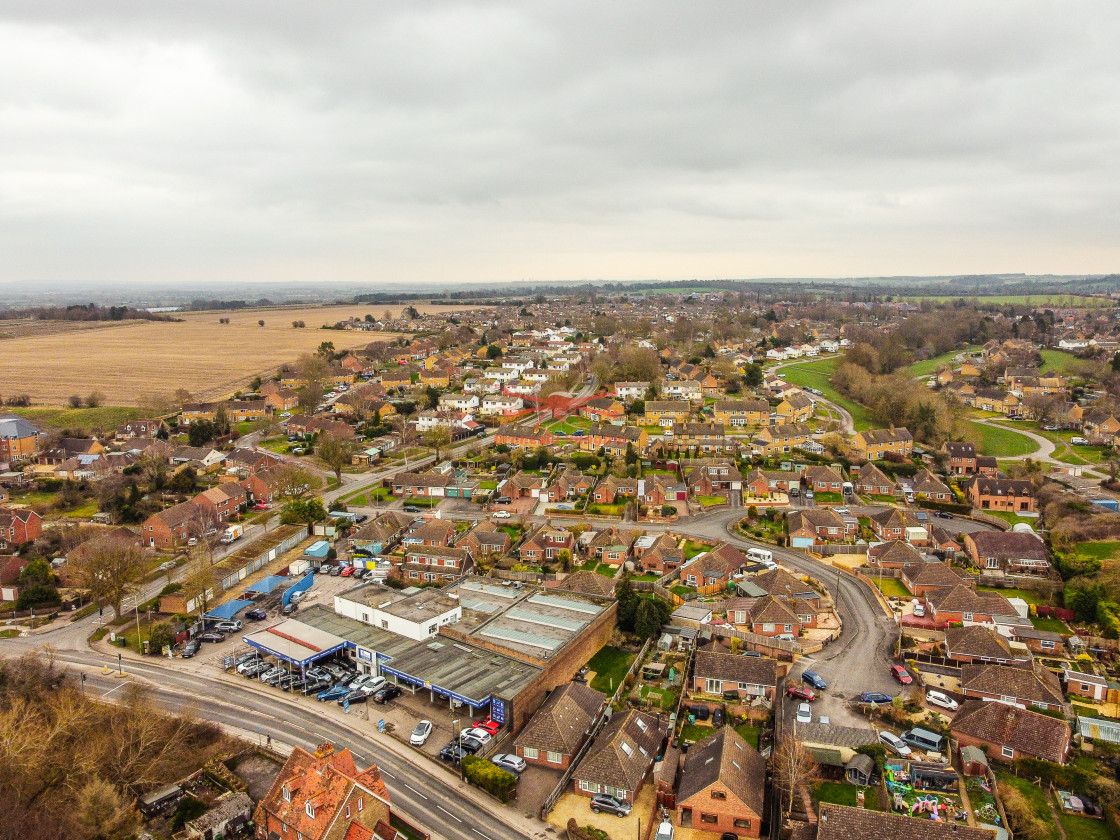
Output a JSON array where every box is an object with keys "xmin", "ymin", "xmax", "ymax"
[
  {"xmin": 901, "ymin": 561, "xmax": 970, "ymax": 597},
  {"xmin": 951, "ymin": 700, "xmax": 1070, "ymax": 764},
  {"xmin": 945, "ymin": 625, "xmax": 1030, "ymax": 666},
  {"xmin": 964, "ymin": 531, "xmax": 1051, "ymax": 575},
  {"xmin": 514, "ymin": 682, "xmax": 607, "ymax": 770},
  {"xmin": 391, "ymin": 471, "xmax": 453, "ymax": 497},
  {"xmin": 868, "ymin": 540, "xmax": 926, "ymax": 572},
  {"xmin": 850, "ymin": 427, "xmax": 914, "ymax": 461},
  {"xmin": 965, "ymin": 476, "xmax": 1036, "ymax": 513},
  {"xmin": 1011, "ymin": 626, "xmax": 1066, "ymax": 657},
  {"xmin": 572, "ymin": 710, "xmax": 668, "ymax": 804},
  {"xmin": 816, "ymin": 804, "xmax": 995, "ymax": 840},
  {"xmin": 587, "ymin": 527, "xmax": 642, "ymax": 564},
  {"xmin": 802, "ymin": 464, "xmax": 844, "ymax": 494},
  {"xmin": 348, "ymin": 511, "xmax": 414, "ymax": 556},
  {"xmin": 675, "ymin": 728, "xmax": 766, "ymax": 840},
  {"xmin": 752, "ymin": 567, "xmax": 821, "ymax": 609},
  {"xmin": 912, "ymin": 469, "xmax": 953, "ymax": 502},
  {"xmin": 691, "ymin": 650, "xmax": 778, "ymax": 702},
  {"xmin": 924, "ymin": 584, "xmax": 1018, "ymax": 626},
  {"xmin": 504, "ymin": 471, "xmax": 548, "ymax": 499},
  {"xmin": 745, "ymin": 595, "xmax": 803, "ymax": 637}
]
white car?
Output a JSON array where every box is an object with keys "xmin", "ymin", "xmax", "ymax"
[
  {"xmin": 796, "ymin": 703, "xmax": 812, "ymax": 725},
  {"xmin": 460, "ymin": 727, "xmax": 493, "ymax": 744},
  {"xmin": 410, "ymin": 720, "xmax": 433, "ymax": 746},
  {"xmin": 834, "ymin": 507, "xmax": 849, "ymax": 515},
  {"xmin": 926, "ymin": 690, "xmax": 959, "ymax": 712},
  {"xmin": 491, "ymin": 510, "xmax": 512, "ymax": 519},
  {"xmin": 879, "ymin": 730, "xmax": 912, "ymax": 757}
]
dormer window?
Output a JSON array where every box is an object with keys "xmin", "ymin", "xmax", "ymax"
[
  {"xmin": 358, "ymin": 797, "xmax": 364, "ymax": 812},
  {"xmin": 306, "ymin": 802, "xmax": 315, "ymax": 819},
  {"xmin": 282, "ymin": 786, "xmax": 290, "ymax": 802}
]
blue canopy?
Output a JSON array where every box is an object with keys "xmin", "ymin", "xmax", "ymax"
[
  {"xmin": 244, "ymin": 575, "xmax": 288, "ymax": 595},
  {"xmin": 205, "ymin": 599, "xmax": 254, "ymax": 621}
]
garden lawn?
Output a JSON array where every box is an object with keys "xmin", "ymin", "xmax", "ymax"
[
  {"xmin": 586, "ymin": 503, "xmax": 625, "ymax": 516},
  {"xmin": 969, "ymin": 421, "xmax": 1039, "ymax": 457},
  {"xmin": 874, "ymin": 578, "xmax": 912, "ymax": 599},
  {"xmin": 1031, "ymin": 616, "xmax": 1070, "ymax": 633},
  {"xmin": 1072, "ymin": 542, "xmax": 1120, "ymax": 563},
  {"xmin": 779, "ymin": 357, "xmax": 874, "ymax": 431},
  {"xmin": 594, "ymin": 563, "xmax": 618, "ymax": 578},
  {"xmin": 631, "ymin": 573, "xmax": 659, "ymax": 582},
  {"xmin": 811, "ymin": 781, "xmax": 881, "ymax": 810},
  {"xmin": 696, "ymin": 495, "xmax": 726, "ymax": 507},
  {"xmin": 1059, "ymin": 813, "xmax": 1112, "ymax": 840},
  {"xmin": 671, "ymin": 585, "xmax": 693, "ymax": 598},
  {"xmin": 404, "ymin": 497, "xmax": 440, "ymax": 508},
  {"xmin": 733, "ymin": 722, "xmax": 762, "ymax": 750},
  {"xmin": 682, "ymin": 540, "xmax": 712, "ymax": 560},
  {"xmin": 679, "ymin": 723, "xmax": 715, "ymax": 744},
  {"xmin": 587, "ymin": 646, "xmax": 635, "ymax": 695},
  {"xmin": 1040, "ymin": 348, "xmax": 1086, "ymax": 376},
  {"xmin": 995, "ymin": 770, "xmax": 1060, "ymax": 840},
  {"xmin": 812, "ymin": 491, "xmax": 843, "ymax": 504},
  {"xmin": 905, "ymin": 347, "xmax": 980, "ymax": 379},
  {"xmin": 983, "ymin": 509, "xmax": 1040, "ymax": 527},
  {"xmin": 977, "ymin": 587, "xmax": 1049, "ymax": 605}
]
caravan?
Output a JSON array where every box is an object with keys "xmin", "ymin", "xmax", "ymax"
[{"xmin": 746, "ymin": 547, "xmax": 777, "ymax": 570}]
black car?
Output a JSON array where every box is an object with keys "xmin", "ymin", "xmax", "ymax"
[
  {"xmin": 301, "ymin": 677, "xmax": 333, "ymax": 696},
  {"xmin": 338, "ymin": 688, "xmax": 372, "ymax": 706},
  {"xmin": 197, "ymin": 631, "xmax": 225, "ymax": 643},
  {"xmin": 459, "ymin": 735, "xmax": 484, "ymax": 754},
  {"xmin": 403, "ymin": 505, "xmax": 421, "ymax": 513},
  {"xmin": 372, "ymin": 685, "xmax": 402, "ymax": 704},
  {"xmin": 181, "ymin": 639, "xmax": 202, "ymax": 658},
  {"xmin": 354, "ymin": 514, "xmax": 369, "ymax": 523},
  {"xmin": 245, "ymin": 608, "xmax": 267, "ymax": 621},
  {"xmin": 439, "ymin": 743, "xmax": 466, "ymax": 764},
  {"xmin": 935, "ymin": 511, "xmax": 954, "ymax": 519}
]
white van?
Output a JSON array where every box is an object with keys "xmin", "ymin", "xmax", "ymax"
[{"xmin": 1072, "ymin": 436, "xmax": 1089, "ymax": 446}]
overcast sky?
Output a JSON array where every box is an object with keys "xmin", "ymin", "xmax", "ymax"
[{"xmin": 2, "ymin": 2, "xmax": 1119, "ymax": 288}]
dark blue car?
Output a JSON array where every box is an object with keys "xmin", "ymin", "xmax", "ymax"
[
  {"xmin": 860, "ymin": 691, "xmax": 894, "ymax": 704},
  {"xmin": 801, "ymin": 670, "xmax": 827, "ymax": 691},
  {"xmin": 317, "ymin": 684, "xmax": 349, "ymax": 702}
]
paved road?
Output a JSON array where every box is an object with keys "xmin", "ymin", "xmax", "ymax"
[
  {"xmin": 771, "ymin": 355, "xmax": 855, "ymax": 435},
  {"xmin": 972, "ymin": 417, "xmax": 1056, "ymax": 464}
]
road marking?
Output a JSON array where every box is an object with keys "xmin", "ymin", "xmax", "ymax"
[
  {"xmin": 437, "ymin": 806, "xmax": 462, "ymax": 822},
  {"xmin": 381, "ymin": 769, "xmax": 395, "ymax": 779},
  {"xmin": 472, "ymin": 830, "xmax": 493, "ymax": 840},
  {"xmin": 404, "ymin": 783, "xmax": 428, "ymax": 799},
  {"xmin": 101, "ymin": 682, "xmax": 127, "ymax": 698}
]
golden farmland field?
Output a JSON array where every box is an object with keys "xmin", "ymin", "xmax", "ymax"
[{"xmin": 0, "ymin": 303, "xmax": 487, "ymax": 406}]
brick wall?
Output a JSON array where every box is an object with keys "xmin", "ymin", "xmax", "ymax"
[{"xmin": 677, "ymin": 783, "xmax": 761, "ymax": 839}]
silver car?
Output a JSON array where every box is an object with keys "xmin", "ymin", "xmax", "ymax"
[{"xmin": 491, "ymin": 753, "xmax": 526, "ymax": 775}]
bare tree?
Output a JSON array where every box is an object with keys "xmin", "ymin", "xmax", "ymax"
[
  {"xmin": 422, "ymin": 426, "xmax": 453, "ymax": 461},
  {"xmin": 771, "ymin": 734, "xmax": 817, "ymax": 823},
  {"xmin": 271, "ymin": 462, "xmax": 321, "ymax": 500},
  {"xmin": 182, "ymin": 543, "xmax": 216, "ymax": 618},
  {"xmin": 316, "ymin": 432, "xmax": 354, "ymax": 484},
  {"xmin": 66, "ymin": 542, "xmax": 148, "ymax": 619}
]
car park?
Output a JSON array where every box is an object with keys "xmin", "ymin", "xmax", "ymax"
[
  {"xmin": 590, "ymin": 794, "xmax": 632, "ymax": 817},
  {"xmin": 460, "ymin": 727, "xmax": 492, "ymax": 744},
  {"xmin": 439, "ymin": 743, "xmax": 466, "ymax": 764},
  {"xmin": 475, "ymin": 717, "xmax": 502, "ymax": 735},
  {"xmin": 181, "ymin": 639, "xmax": 202, "ymax": 658},
  {"xmin": 245, "ymin": 608, "xmax": 267, "ymax": 621},
  {"xmin": 459, "ymin": 735, "xmax": 484, "ymax": 754},
  {"xmin": 860, "ymin": 692, "xmax": 894, "ymax": 704},
  {"xmin": 317, "ymin": 684, "xmax": 350, "ymax": 702},
  {"xmin": 925, "ymin": 691, "xmax": 959, "ymax": 711},
  {"xmin": 786, "ymin": 685, "xmax": 816, "ymax": 701},
  {"xmin": 214, "ymin": 619, "xmax": 242, "ymax": 633},
  {"xmin": 372, "ymin": 685, "xmax": 402, "ymax": 704},
  {"xmin": 879, "ymin": 731, "xmax": 912, "ymax": 758},
  {"xmin": 197, "ymin": 631, "xmax": 225, "ymax": 643},
  {"xmin": 796, "ymin": 703, "xmax": 812, "ymax": 724},
  {"xmin": 491, "ymin": 754, "xmax": 526, "ymax": 775},
  {"xmin": 410, "ymin": 720, "xmax": 433, "ymax": 746},
  {"xmin": 890, "ymin": 665, "xmax": 913, "ymax": 685},
  {"xmin": 801, "ymin": 671, "xmax": 827, "ymax": 690}
]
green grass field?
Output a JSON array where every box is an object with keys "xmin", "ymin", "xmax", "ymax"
[
  {"xmin": 905, "ymin": 346, "xmax": 980, "ymax": 378},
  {"xmin": 874, "ymin": 578, "xmax": 912, "ymax": 599},
  {"xmin": 545, "ymin": 415, "xmax": 592, "ymax": 434},
  {"xmin": 682, "ymin": 540, "xmax": 712, "ymax": 559},
  {"xmin": 779, "ymin": 357, "xmax": 874, "ymax": 430},
  {"xmin": 969, "ymin": 421, "xmax": 1039, "ymax": 457},
  {"xmin": 587, "ymin": 646, "xmax": 635, "ymax": 694},
  {"xmin": 811, "ymin": 781, "xmax": 881, "ymax": 810},
  {"xmin": 1031, "ymin": 615, "xmax": 1070, "ymax": 633},
  {"xmin": 5, "ymin": 405, "xmax": 146, "ymax": 431},
  {"xmin": 696, "ymin": 495, "xmax": 726, "ymax": 508},
  {"xmin": 1040, "ymin": 348, "xmax": 1087, "ymax": 376},
  {"xmin": 1059, "ymin": 812, "xmax": 1113, "ymax": 840},
  {"xmin": 983, "ymin": 509, "xmax": 1041, "ymax": 527},
  {"xmin": 977, "ymin": 586, "xmax": 1050, "ymax": 605},
  {"xmin": 904, "ymin": 294, "xmax": 1108, "ymax": 307},
  {"xmin": 594, "ymin": 563, "xmax": 618, "ymax": 578}
]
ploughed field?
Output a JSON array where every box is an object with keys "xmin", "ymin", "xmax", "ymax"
[{"xmin": 0, "ymin": 303, "xmax": 484, "ymax": 405}]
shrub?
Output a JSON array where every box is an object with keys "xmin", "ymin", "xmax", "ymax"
[{"xmin": 461, "ymin": 755, "xmax": 517, "ymax": 802}]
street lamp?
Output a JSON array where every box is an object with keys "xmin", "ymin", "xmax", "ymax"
[{"xmin": 453, "ymin": 717, "xmax": 463, "ymax": 779}]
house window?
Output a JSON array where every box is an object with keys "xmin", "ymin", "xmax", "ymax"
[
  {"xmin": 701, "ymin": 814, "xmax": 719, "ymax": 824},
  {"xmin": 986, "ymin": 557, "xmax": 1000, "ymax": 569},
  {"xmin": 345, "ymin": 806, "xmax": 351, "ymax": 818},
  {"xmin": 579, "ymin": 780, "xmax": 600, "ymax": 793},
  {"xmin": 1041, "ymin": 641, "xmax": 1055, "ymax": 650},
  {"xmin": 711, "ymin": 790, "xmax": 726, "ymax": 800},
  {"xmin": 784, "ymin": 624, "xmax": 792, "ymax": 633},
  {"xmin": 305, "ymin": 802, "xmax": 315, "ymax": 819},
  {"xmin": 547, "ymin": 751, "xmax": 562, "ymax": 764},
  {"xmin": 734, "ymin": 819, "xmax": 752, "ymax": 829},
  {"xmin": 763, "ymin": 623, "xmax": 775, "ymax": 633},
  {"xmin": 963, "ymin": 613, "xmax": 973, "ymax": 622},
  {"xmin": 1081, "ymin": 684, "xmax": 1090, "ymax": 692},
  {"xmin": 357, "ymin": 797, "xmax": 363, "ymax": 812},
  {"xmin": 1001, "ymin": 746, "xmax": 1014, "ymax": 758},
  {"xmin": 524, "ymin": 747, "xmax": 539, "ymax": 760},
  {"xmin": 282, "ymin": 786, "xmax": 290, "ymax": 802}
]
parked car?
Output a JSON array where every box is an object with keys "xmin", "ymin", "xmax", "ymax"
[
  {"xmin": 339, "ymin": 686, "xmax": 376, "ymax": 706},
  {"xmin": 317, "ymin": 684, "xmax": 350, "ymax": 702},
  {"xmin": 290, "ymin": 590, "xmax": 307, "ymax": 604},
  {"xmin": 804, "ymin": 490, "xmax": 815, "ymax": 500},
  {"xmin": 181, "ymin": 639, "xmax": 202, "ymax": 658},
  {"xmin": 801, "ymin": 671, "xmax": 827, "ymax": 691},
  {"xmin": 278, "ymin": 674, "xmax": 302, "ymax": 691},
  {"xmin": 322, "ymin": 663, "xmax": 350, "ymax": 680},
  {"xmin": 350, "ymin": 674, "xmax": 386, "ymax": 692},
  {"xmin": 860, "ymin": 692, "xmax": 894, "ymax": 704},
  {"xmin": 775, "ymin": 633, "xmax": 798, "ymax": 643},
  {"xmin": 590, "ymin": 794, "xmax": 632, "ymax": 817},
  {"xmin": 241, "ymin": 661, "xmax": 270, "ymax": 677},
  {"xmin": 439, "ymin": 743, "xmax": 466, "ymax": 764},
  {"xmin": 475, "ymin": 717, "xmax": 502, "ymax": 735},
  {"xmin": 214, "ymin": 619, "xmax": 242, "ymax": 633},
  {"xmin": 326, "ymin": 564, "xmax": 341, "ymax": 576},
  {"xmin": 796, "ymin": 703, "xmax": 812, "ymax": 725},
  {"xmin": 252, "ymin": 502, "xmax": 270, "ymax": 511},
  {"xmin": 460, "ymin": 727, "xmax": 492, "ymax": 744},
  {"xmin": 354, "ymin": 514, "xmax": 369, "ymax": 523},
  {"xmin": 281, "ymin": 602, "xmax": 297, "ymax": 616},
  {"xmin": 301, "ymin": 677, "xmax": 332, "ymax": 695},
  {"xmin": 935, "ymin": 511, "xmax": 954, "ymax": 519},
  {"xmin": 262, "ymin": 668, "xmax": 288, "ymax": 686},
  {"xmin": 197, "ymin": 631, "xmax": 225, "ymax": 643},
  {"xmin": 879, "ymin": 731, "xmax": 912, "ymax": 758},
  {"xmin": 372, "ymin": 685, "xmax": 402, "ymax": 704},
  {"xmin": 925, "ymin": 690, "xmax": 959, "ymax": 711},
  {"xmin": 491, "ymin": 510, "xmax": 512, "ymax": 519},
  {"xmin": 410, "ymin": 720, "xmax": 433, "ymax": 746},
  {"xmin": 743, "ymin": 650, "xmax": 762, "ymax": 658},
  {"xmin": 834, "ymin": 507, "xmax": 849, "ymax": 515},
  {"xmin": 491, "ymin": 754, "xmax": 526, "ymax": 775},
  {"xmin": 234, "ymin": 651, "xmax": 258, "ymax": 667},
  {"xmin": 403, "ymin": 505, "xmax": 421, "ymax": 513},
  {"xmin": 245, "ymin": 608, "xmax": 267, "ymax": 621},
  {"xmin": 340, "ymin": 565, "xmax": 356, "ymax": 577},
  {"xmin": 890, "ymin": 665, "xmax": 913, "ymax": 685},
  {"xmin": 786, "ymin": 685, "xmax": 816, "ymax": 701}
]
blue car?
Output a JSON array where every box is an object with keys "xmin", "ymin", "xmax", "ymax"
[
  {"xmin": 860, "ymin": 691, "xmax": 894, "ymax": 704},
  {"xmin": 317, "ymin": 684, "xmax": 349, "ymax": 702},
  {"xmin": 802, "ymin": 670, "xmax": 827, "ymax": 691}
]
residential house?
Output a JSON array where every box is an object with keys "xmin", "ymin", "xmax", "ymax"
[
  {"xmin": 960, "ymin": 663, "xmax": 1066, "ymax": 712},
  {"xmin": 520, "ymin": 525, "xmax": 573, "ymax": 563},
  {"xmin": 587, "ymin": 527, "xmax": 642, "ymax": 565},
  {"xmin": 944, "ymin": 625, "xmax": 1030, "ymax": 666},
  {"xmin": 580, "ymin": 398, "xmax": 626, "ymax": 424},
  {"xmin": 868, "ymin": 508, "xmax": 919, "ymax": 542},
  {"xmin": 901, "ymin": 561, "xmax": 970, "ymax": 598},
  {"xmin": 643, "ymin": 401, "xmax": 691, "ymax": 427},
  {"xmin": 691, "ymin": 650, "xmax": 778, "ymax": 702},
  {"xmin": 251, "ymin": 742, "xmax": 393, "ymax": 840},
  {"xmin": 951, "ymin": 701, "xmax": 1071, "ymax": 764},
  {"xmin": 479, "ymin": 394, "xmax": 525, "ymax": 416},
  {"xmin": 964, "ymin": 531, "xmax": 1051, "ymax": 575},
  {"xmin": 142, "ymin": 501, "xmax": 203, "ymax": 548},
  {"xmin": 636, "ymin": 534, "xmax": 685, "ymax": 575},
  {"xmin": 752, "ymin": 422, "xmax": 813, "ymax": 456},
  {"xmin": 547, "ymin": 469, "xmax": 594, "ymax": 502},
  {"xmin": 583, "ymin": 423, "xmax": 647, "ymax": 457},
  {"xmin": 179, "ymin": 403, "xmax": 218, "ymax": 426},
  {"xmin": 752, "ymin": 567, "xmax": 821, "ymax": 609},
  {"xmin": 555, "ymin": 570, "xmax": 616, "ymax": 598},
  {"xmin": 391, "ymin": 471, "xmax": 453, "ymax": 498},
  {"xmin": 192, "ymin": 484, "xmax": 246, "ymax": 523},
  {"xmin": 850, "ymin": 428, "xmax": 914, "ymax": 461},
  {"xmin": 572, "ymin": 709, "xmax": 667, "ymax": 805},
  {"xmin": 744, "ymin": 595, "xmax": 804, "ymax": 637},
  {"xmin": 455, "ymin": 523, "xmax": 511, "ymax": 560},
  {"xmin": 1063, "ymin": 670, "xmax": 1111, "ymax": 704},
  {"xmin": 774, "ymin": 393, "xmax": 814, "ymax": 423},
  {"xmin": 402, "ymin": 518, "xmax": 455, "ymax": 548},
  {"xmin": 663, "ymin": 379, "xmax": 703, "ymax": 402},
  {"xmin": 912, "ymin": 469, "xmax": 953, "ymax": 502},
  {"xmin": 397, "ymin": 545, "xmax": 472, "ymax": 583},
  {"xmin": 495, "ymin": 423, "xmax": 555, "ymax": 449},
  {"xmin": 925, "ymin": 585, "xmax": 1018, "ymax": 627},
  {"xmin": 504, "ymin": 471, "xmax": 549, "ymax": 500},
  {"xmin": 802, "ymin": 464, "xmax": 844, "ymax": 494},
  {"xmin": 226, "ymin": 400, "xmax": 269, "ymax": 423},
  {"xmin": 786, "ymin": 509, "xmax": 854, "ymax": 547},
  {"xmin": 514, "ymin": 682, "xmax": 608, "ymax": 770},
  {"xmin": 592, "ymin": 475, "xmax": 637, "ymax": 504},
  {"xmin": 1011, "ymin": 626, "xmax": 1066, "ymax": 657},
  {"xmin": 0, "ymin": 415, "xmax": 45, "ymax": 462},
  {"xmin": 674, "ymin": 727, "xmax": 766, "ymax": 839},
  {"xmin": 712, "ymin": 399, "xmax": 770, "ymax": 429},
  {"xmin": 686, "ymin": 461, "xmax": 742, "ymax": 497},
  {"xmin": 349, "ymin": 512, "xmax": 415, "ymax": 556},
  {"xmin": 614, "ymin": 382, "xmax": 650, "ymax": 402},
  {"xmin": 853, "ymin": 462, "xmax": 896, "ymax": 497},
  {"xmin": 943, "ymin": 442, "xmax": 978, "ymax": 475},
  {"xmin": 0, "ymin": 508, "xmax": 43, "ymax": 550},
  {"xmin": 115, "ymin": 419, "xmax": 166, "ymax": 441},
  {"xmin": 965, "ymin": 476, "xmax": 1036, "ymax": 513},
  {"xmin": 868, "ymin": 540, "xmax": 926, "ymax": 573},
  {"xmin": 679, "ymin": 546, "xmax": 747, "ymax": 595},
  {"xmin": 185, "ymin": 793, "xmax": 253, "ymax": 840}
]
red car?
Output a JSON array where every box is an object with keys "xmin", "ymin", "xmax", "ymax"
[
  {"xmin": 252, "ymin": 502, "xmax": 270, "ymax": 511},
  {"xmin": 340, "ymin": 565, "xmax": 356, "ymax": 577},
  {"xmin": 475, "ymin": 717, "xmax": 502, "ymax": 735},
  {"xmin": 786, "ymin": 685, "xmax": 816, "ymax": 701},
  {"xmin": 890, "ymin": 665, "xmax": 913, "ymax": 685}
]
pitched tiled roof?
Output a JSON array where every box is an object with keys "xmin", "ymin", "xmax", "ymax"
[
  {"xmin": 951, "ymin": 700, "xmax": 1070, "ymax": 764},
  {"xmin": 908, "ymin": 562, "xmax": 966, "ymax": 589},
  {"xmin": 514, "ymin": 682, "xmax": 606, "ymax": 755},
  {"xmin": 945, "ymin": 625, "xmax": 1016, "ymax": 660},
  {"xmin": 817, "ymin": 803, "xmax": 994, "ymax": 840},
  {"xmin": 555, "ymin": 571, "xmax": 615, "ymax": 597},
  {"xmin": 927, "ymin": 584, "xmax": 1016, "ymax": 617},
  {"xmin": 872, "ymin": 540, "xmax": 924, "ymax": 565},
  {"xmin": 677, "ymin": 727, "xmax": 766, "ymax": 815},
  {"xmin": 961, "ymin": 663, "xmax": 1065, "ymax": 707},
  {"xmin": 966, "ymin": 531, "xmax": 1050, "ymax": 563},
  {"xmin": 748, "ymin": 594, "xmax": 799, "ymax": 625},
  {"xmin": 574, "ymin": 709, "xmax": 666, "ymax": 793},
  {"xmin": 693, "ymin": 650, "xmax": 778, "ymax": 688}
]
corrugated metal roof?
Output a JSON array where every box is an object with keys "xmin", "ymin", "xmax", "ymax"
[{"xmin": 527, "ymin": 593, "xmax": 602, "ymax": 614}]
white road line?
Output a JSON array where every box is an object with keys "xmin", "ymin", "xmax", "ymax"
[
  {"xmin": 437, "ymin": 806, "xmax": 462, "ymax": 822},
  {"xmin": 381, "ymin": 769, "xmax": 396, "ymax": 779},
  {"xmin": 404, "ymin": 783, "xmax": 428, "ymax": 799},
  {"xmin": 101, "ymin": 682, "xmax": 127, "ymax": 698},
  {"xmin": 472, "ymin": 830, "xmax": 493, "ymax": 840}
]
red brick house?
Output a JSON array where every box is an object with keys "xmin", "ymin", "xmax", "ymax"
[
  {"xmin": 960, "ymin": 663, "xmax": 1066, "ymax": 712},
  {"xmin": 582, "ymin": 423, "xmax": 647, "ymax": 457},
  {"xmin": 239, "ymin": 467, "xmax": 292, "ymax": 505},
  {"xmin": 580, "ymin": 398, "xmax": 626, "ymax": 424},
  {"xmin": 966, "ymin": 476, "xmax": 1036, "ymax": 513},
  {"xmin": 964, "ymin": 531, "xmax": 1051, "ymax": 575},
  {"xmin": 192, "ymin": 484, "xmax": 247, "ymax": 523},
  {"xmin": 675, "ymin": 728, "xmax": 766, "ymax": 839},
  {"xmin": 802, "ymin": 464, "xmax": 844, "ymax": 493},
  {"xmin": 252, "ymin": 742, "xmax": 394, "ymax": 840},
  {"xmin": 391, "ymin": 471, "xmax": 452, "ymax": 497},
  {"xmin": 951, "ymin": 700, "xmax": 1071, "ymax": 764},
  {"xmin": 853, "ymin": 462, "xmax": 896, "ymax": 496},
  {"xmin": 572, "ymin": 709, "xmax": 667, "ymax": 804},
  {"xmin": 924, "ymin": 585, "xmax": 1017, "ymax": 626},
  {"xmin": 1063, "ymin": 669, "xmax": 1109, "ymax": 703},
  {"xmin": 396, "ymin": 545, "xmax": 472, "ymax": 583},
  {"xmin": 786, "ymin": 508, "xmax": 853, "ymax": 545},
  {"xmin": 514, "ymin": 682, "xmax": 607, "ymax": 770},
  {"xmin": 744, "ymin": 595, "xmax": 802, "ymax": 637},
  {"xmin": 0, "ymin": 508, "xmax": 43, "ymax": 549},
  {"xmin": 142, "ymin": 501, "xmax": 203, "ymax": 548},
  {"xmin": 402, "ymin": 518, "xmax": 455, "ymax": 548},
  {"xmin": 944, "ymin": 625, "xmax": 1030, "ymax": 666},
  {"xmin": 691, "ymin": 650, "xmax": 778, "ymax": 702},
  {"xmin": 494, "ymin": 423, "xmax": 555, "ymax": 449},
  {"xmin": 943, "ymin": 442, "xmax": 978, "ymax": 475},
  {"xmin": 520, "ymin": 525, "xmax": 573, "ymax": 562}
]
